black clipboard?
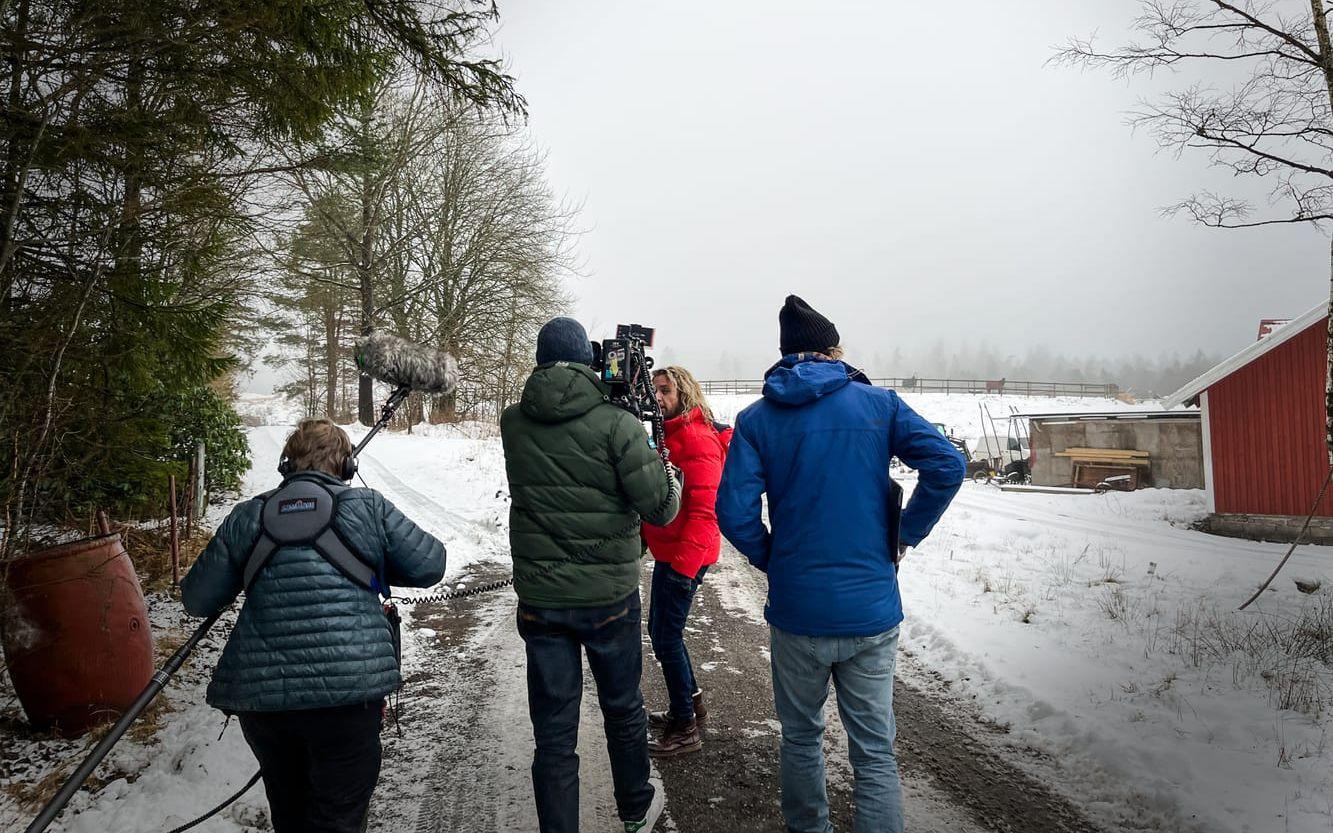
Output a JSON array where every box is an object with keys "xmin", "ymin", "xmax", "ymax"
[{"xmin": 889, "ymin": 477, "xmax": 904, "ymax": 567}]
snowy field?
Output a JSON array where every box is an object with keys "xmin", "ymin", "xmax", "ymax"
[
  {"xmin": 3, "ymin": 389, "xmax": 1330, "ymax": 832},
  {"xmin": 902, "ymin": 484, "xmax": 1330, "ymax": 833},
  {"xmin": 713, "ymin": 390, "xmax": 1147, "ymax": 459}
]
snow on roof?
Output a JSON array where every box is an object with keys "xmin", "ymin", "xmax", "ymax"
[
  {"xmin": 1162, "ymin": 300, "xmax": 1329, "ymax": 409},
  {"xmin": 1019, "ymin": 411, "xmax": 1200, "ymax": 421}
]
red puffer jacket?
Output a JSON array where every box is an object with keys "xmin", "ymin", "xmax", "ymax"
[{"xmin": 642, "ymin": 407, "xmax": 732, "ymax": 578}]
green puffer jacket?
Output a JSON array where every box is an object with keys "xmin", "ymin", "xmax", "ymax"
[
  {"xmin": 181, "ymin": 471, "xmax": 445, "ymax": 713},
  {"xmin": 501, "ymin": 362, "xmax": 680, "ymax": 609}
]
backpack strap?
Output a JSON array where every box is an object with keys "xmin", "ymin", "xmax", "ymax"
[
  {"xmin": 243, "ymin": 534, "xmax": 279, "ymax": 590},
  {"xmin": 242, "ymin": 488, "xmax": 282, "ymax": 591},
  {"xmin": 243, "ymin": 478, "xmax": 377, "ymax": 593},
  {"xmin": 312, "ymin": 526, "xmax": 376, "ymax": 590}
]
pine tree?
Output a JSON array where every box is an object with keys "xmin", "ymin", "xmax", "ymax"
[{"xmin": 0, "ymin": 0, "xmax": 523, "ymax": 556}]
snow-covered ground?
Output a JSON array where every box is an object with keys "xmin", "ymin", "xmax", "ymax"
[
  {"xmin": 4, "ymin": 389, "xmax": 1328, "ymax": 832},
  {"xmin": 0, "ymin": 415, "xmax": 513, "ymax": 833},
  {"xmin": 902, "ymin": 482, "xmax": 1331, "ymax": 833}
]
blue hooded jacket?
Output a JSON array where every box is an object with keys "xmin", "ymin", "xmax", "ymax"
[{"xmin": 716, "ymin": 356, "xmax": 965, "ymax": 637}]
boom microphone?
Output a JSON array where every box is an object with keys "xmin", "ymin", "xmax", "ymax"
[{"xmin": 354, "ymin": 331, "xmax": 459, "ymax": 394}]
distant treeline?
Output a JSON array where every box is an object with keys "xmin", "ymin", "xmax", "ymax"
[
  {"xmin": 858, "ymin": 344, "xmax": 1223, "ymax": 399},
  {"xmin": 666, "ymin": 344, "xmax": 1222, "ymax": 400}
]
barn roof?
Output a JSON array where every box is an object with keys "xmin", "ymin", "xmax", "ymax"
[{"xmin": 1162, "ymin": 300, "xmax": 1328, "ymax": 409}]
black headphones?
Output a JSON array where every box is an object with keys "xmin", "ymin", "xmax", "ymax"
[{"xmin": 278, "ymin": 454, "xmax": 358, "ymax": 483}]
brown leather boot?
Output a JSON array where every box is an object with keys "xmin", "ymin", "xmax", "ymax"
[
  {"xmin": 647, "ymin": 691, "xmax": 707, "ymax": 730},
  {"xmin": 648, "ymin": 717, "xmax": 702, "ymax": 758}
]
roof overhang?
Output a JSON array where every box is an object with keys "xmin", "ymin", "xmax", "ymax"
[
  {"xmin": 1162, "ymin": 300, "xmax": 1328, "ymax": 409},
  {"xmin": 1019, "ymin": 411, "xmax": 1201, "ymax": 423}
]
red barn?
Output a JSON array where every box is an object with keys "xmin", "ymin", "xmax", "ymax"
[{"xmin": 1165, "ymin": 302, "xmax": 1332, "ymax": 542}]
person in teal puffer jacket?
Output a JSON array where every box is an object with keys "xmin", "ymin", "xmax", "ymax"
[{"xmin": 181, "ymin": 418, "xmax": 445, "ymax": 833}]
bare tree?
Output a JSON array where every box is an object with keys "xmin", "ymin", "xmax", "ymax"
[
  {"xmin": 394, "ymin": 110, "xmax": 575, "ymax": 421},
  {"xmin": 1056, "ymin": 1, "xmax": 1333, "ymax": 605},
  {"xmin": 1055, "ymin": 0, "xmax": 1333, "ymax": 459},
  {"xmin": 271, "ymin": 82, "xmax": 576, "ymax": 424}
]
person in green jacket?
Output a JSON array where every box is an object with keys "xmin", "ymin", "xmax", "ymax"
[
  {"xmin": 501, "ymin": 317, "xmax": 681, "ymax": 833},
  {"xmin": 181, "ymin": 418, "xmax": 445, "ymax": 833}
]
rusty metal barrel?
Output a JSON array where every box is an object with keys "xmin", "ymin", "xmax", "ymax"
[{"xmin": 2, "ymin": 532, "xmax": 155, "ymax": 735}]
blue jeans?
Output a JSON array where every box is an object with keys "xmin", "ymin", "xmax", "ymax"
[
  {"xmin": 647, "ymin": 561, "xmax": 708, "ymax": 720},
  {"xmin": 517, "ymin": 592, "xmax": 653, "ymax": 832},
  {"xmin": 769, "ymin": 625, "xmax": 903, "ymax": 833}
]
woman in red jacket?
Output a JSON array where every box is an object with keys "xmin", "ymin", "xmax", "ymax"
[{"xmin": 643, "ymin": 366, "xmax": 731, "ymax": 757}]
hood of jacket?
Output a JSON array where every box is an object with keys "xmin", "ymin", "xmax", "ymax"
[
  {"xmin": 520, "ymin": 362, "xmax": 610, "ymax": 424},
  {"xmin": 762, "ymin": 354, "xmax": 867, "ymax": 407}
]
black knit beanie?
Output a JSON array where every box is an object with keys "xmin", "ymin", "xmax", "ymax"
[
  {"xmin": 535, "ymin": 317, "xmax": 595, "ymax": 366},
  {"xmin": 779, "ymin": 295, "xmax": 840, "ymax": 356}
]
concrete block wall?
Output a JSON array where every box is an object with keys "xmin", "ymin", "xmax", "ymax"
[
  {"xmin": 1202, "ymin": 513, "xmax": 1333, "ymax": 545},
  {"xmin": 1030, "ymin": 419, "xmax": 1204, "ymax": 489}
]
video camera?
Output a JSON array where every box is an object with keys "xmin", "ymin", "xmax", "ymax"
[{"xmin": 592, "ymin": 324, "xmax": 667, "ymax": 459}]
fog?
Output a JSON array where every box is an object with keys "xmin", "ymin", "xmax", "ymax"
[{"xmin": 485, "ymin": 0, "xmax": 1325, "ymax": 384}]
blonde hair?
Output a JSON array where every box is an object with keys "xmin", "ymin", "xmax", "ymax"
[
  {"xmin": 821, "ymin": 345, "xmax": 845, "ymax": 360},
  {"xmin": 653, "ymin": 366, "xmax": 714, "ymax": 423},
  {"xmin": 282, "ymin": 418, "xmax": 354, "ymax": 477}
]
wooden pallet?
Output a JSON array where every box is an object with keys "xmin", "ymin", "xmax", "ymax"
[
  {"xmin": 1051, "ymin": 448, "xmax": 1151, "ymax": 490},
  {"xmin": 1054, "ymin": 447, "xmax": 1151, "ymax": 467}
]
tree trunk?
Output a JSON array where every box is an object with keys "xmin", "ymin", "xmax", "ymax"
[
  {"xmin": 0, "ymin": 0, "xmax": 31, "ymax": 290},
  {"xmin": 323, "ymin": 298, "xmax": 337, "ymax": 419},
  {"xmin": 498, "ymin": 292, "xmax": 519, "ymax": 420},
  {"xmin": 1311, "ymin": 0, "xmax": 1333, "ymax": 464},
  {"xmin": 114, "ymin": 55, "xmax": 144, "ymax": 286},
  {"xmin": 357, "ymin": 170, "xmax": 374, "ymax": 425},
  {"xmin": 306, "ymin": 334, "xmax": 317, "ymax": 417}
]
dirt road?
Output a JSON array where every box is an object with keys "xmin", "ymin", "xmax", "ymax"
[{"xmin": 373, "ymin": 551, "xmax": 1107, "ymax": 833}]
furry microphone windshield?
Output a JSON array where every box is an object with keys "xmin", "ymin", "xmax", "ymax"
[{"xmin": 354, "ymin": 332, "xmax": 460, "ymax": 394}]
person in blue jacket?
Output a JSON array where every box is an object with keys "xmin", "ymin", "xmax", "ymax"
[
  {"xmin": 716, "ymin": 296, "xmax": 965, "ymax": 833},
  {"xmin": 181, "ymin": 418, "xmax": 445, "ymax": 833}
]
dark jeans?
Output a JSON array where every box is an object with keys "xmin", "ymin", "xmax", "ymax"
[
  {"xmin": 517, "ymin": 591, "xmax": 653, "ymax": 832},
  {"xmin": 238, "ymin": 701, "xmax": 383, "ymax": 833},
  {"xmin": 647, "ymin": 561, "xmax": 708, "ymax": 721}
]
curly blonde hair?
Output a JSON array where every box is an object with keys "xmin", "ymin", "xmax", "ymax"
[{"xmin": 653, "ymin": 365, "xmax": 714, "ymax": 423}]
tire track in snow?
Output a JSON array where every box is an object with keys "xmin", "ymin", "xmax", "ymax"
[
  {"xmin": 393, "ymin": 567, "xmax": 631, "ymax": 833},
  {"xmin": 948, "ymin": 485, "xmax": 1309, "ymax": 580},
  {"xmin": 325, "ymin": 434, "xmax": 627, "ymax": 831},
  {"xmin": 355, "ymin": 449, "xmax": 506, "ymax": 563}
]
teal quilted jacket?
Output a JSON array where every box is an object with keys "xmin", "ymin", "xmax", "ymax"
[{"xmin": 181, "ymin": 471, "xmax": 445, "ymax": 713}]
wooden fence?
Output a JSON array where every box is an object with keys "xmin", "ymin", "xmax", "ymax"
[{"xmin": 699, "ymin": 377, "xmax": 1119, "ymax": 399}]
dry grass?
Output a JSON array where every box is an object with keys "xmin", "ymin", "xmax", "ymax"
[
  {"xmin": 1098, "ymin": 585, "xmax": 1137, "ymax": 622},
  {"xmin": 1, "ymin": 711, "xmax": 142, "ymax": 810},
  {"xmin": 120, "ymin": 524, "xmax": 213, "ymax": 594},
  {"xmin": 1166, "ymin": 595, "xmax": 1333, "ymax": 717},
  {"xmin": 1086, "ymin": 549, "xmax": 1126, "ymax": 587}
]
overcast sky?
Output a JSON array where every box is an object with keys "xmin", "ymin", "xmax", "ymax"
[{"xmin": 477, "ymin": 0, "xmax": 1325, "ymax": 379}]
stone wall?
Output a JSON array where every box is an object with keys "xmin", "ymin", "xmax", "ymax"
[
  {"xmin": 1029, "ymin": 418, "xmax": 1204, "ymax": 489},
  {"xmin": 1201, "ymin": 513, "xmax": 1333, "ymax": 545}
]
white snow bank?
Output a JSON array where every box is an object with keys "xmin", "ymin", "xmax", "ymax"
[{"xmin": 902, "ymin": 482, "xmax": 1333, "ymax": 832}]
